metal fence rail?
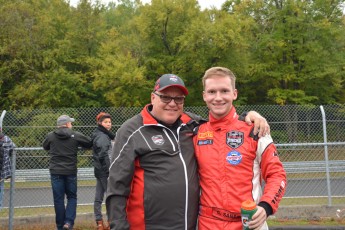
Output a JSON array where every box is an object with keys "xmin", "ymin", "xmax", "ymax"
[
  {"xmin": 283, "ymin": 160, "xmax": 345, "ymax": 173},
  {"xmin": 14, "ymin": 160, "xmax": 345, "ymax": 182},
  {"xmin": 15, "ymin": 167, "xmax": 95, "ymax": 182}
]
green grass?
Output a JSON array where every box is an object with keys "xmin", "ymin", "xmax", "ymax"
[
  {"xmin": 2, "ymin": 204, "xmax": 345, "ymax": 229},
  {"xmin": 1, "ymin": 197, "xmax": 344, "ymax": 218},
  {"xmin": 5, "ymin": 180, "xmax": 96, "ymax": 189},
  {"xmin": 2, "ymin": 182, "xmax": 345, "ymax": 229},
  {"xmin": 3, "ymin": 217, "xmax": 345, "ymax": 230},
  {"xmin": 0, "ymin": 205, "xmax": 94, "ymax": 218},
  {"xmin": 280, "ymin": 197, "xmax": 345, "ymax": 206},
  {"xmin": 268, "ymin": 217, "xmax": 345, "ymax": 226}
]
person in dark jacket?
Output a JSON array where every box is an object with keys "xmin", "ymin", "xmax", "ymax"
[
  {"xmin": 105, "ymin": 74, "xmax": 270, "ymax": 230},
  {"xmin": 0, "ymin": 132, "xmax": 15, "ymax": 210},
  {"xmin": 43, "ymin": 115, "xmax": 92, "ymax": 230},
  {"xmin": 91, "ymin": 112, "xmax": 115, "ymax": 230}
]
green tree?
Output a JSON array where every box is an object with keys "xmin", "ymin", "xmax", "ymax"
[
  {"xmin": 1, "ymin": 0, "xmax": 345, "ymax": 109},
  {"xmin": 226, "ymin": 0, "xmax": 345, "ymax": 105},
  {"xmin": 1, "ymin": 0, "xmax": 108, "ymax": 108}
]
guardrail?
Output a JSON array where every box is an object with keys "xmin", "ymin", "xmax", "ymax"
[
  {"xmin": 15, "ymin": 168, "xmax": 95, "ymax": 182},
  {"xmin": 283, "ymin": 160, "xmax": 345, "ymax": 173},
  {"xmin": 14, "ymin": 160, "xmax": 345, "ymax": 182}
]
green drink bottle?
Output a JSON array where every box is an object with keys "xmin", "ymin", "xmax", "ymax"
[{"xmin": 241, "ymin": 200, "xmax": 257, "ymax": 230}]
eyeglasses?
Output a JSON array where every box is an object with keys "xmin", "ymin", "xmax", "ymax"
[{"xmin": 153, "ymin": 92, "xmax": 185, "ymax": 104}]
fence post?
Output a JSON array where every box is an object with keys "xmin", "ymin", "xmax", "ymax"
[
  {"xmin": 320, "ymin": 105, "xmax": 332, "ymax": 206},
  {"xmin": 0, "ymin": 110, "xmax": 6, "ymax": 130}
]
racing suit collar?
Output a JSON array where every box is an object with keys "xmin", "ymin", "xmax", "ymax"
[{"xmin": 209, "ymin": 106, "xmax": 238, "ymax": 130}]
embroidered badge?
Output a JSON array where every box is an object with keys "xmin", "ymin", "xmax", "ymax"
[
  {"xmin": 198, "ymin": 131, "xmax": 213, "ymax": 139},
  {"xmin": 226, "ymin": 150, "xmax": 242, "ymax": 165},
  {"xmin": 169, "ymin": 75, "xmax": 179, "ymax": 82},
  {"xmin": 226, "ymin": 131, "xmax": 244, "ymax": 148},
  {"xmin": 273, "ymin": 151, "xmax": 279, "ymax": 157},
  {"xmin": 197, "ymin": 139, "xmax": 213, "ymax": 145},
  {"xmin": 197, "ymin": 131, "xmax": 213, "ymax": 145},
  {"xmin": 152, "ymin": 135, "xmax": 164, "ymax": 145}
]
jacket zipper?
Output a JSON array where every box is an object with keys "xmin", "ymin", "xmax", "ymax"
[{"xmin": 164, "ymin": 125, "xmax": 189, "ymax": 230}]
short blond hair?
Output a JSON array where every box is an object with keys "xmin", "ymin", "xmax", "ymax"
[{"xmin": 202, "ymin": 67, "xmax": 236, "ymax": 90}]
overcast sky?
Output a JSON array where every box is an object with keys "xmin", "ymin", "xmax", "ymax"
[{"xmin": 69, "ymin": 0, "xmax": 225, "ymax": 10}]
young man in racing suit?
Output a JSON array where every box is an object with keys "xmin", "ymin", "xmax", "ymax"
[
  {"xmin": 105, "ymin": 73, "xmax": 270, "ymax": 230},
  {"xmin": 194, "ymin": 67, "xmax": 287, "ymax": 230}
]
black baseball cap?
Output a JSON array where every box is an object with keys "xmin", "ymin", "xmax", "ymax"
[{"xmin": 153, "ymin": 74, "xmax": 189, "ymax": 95}]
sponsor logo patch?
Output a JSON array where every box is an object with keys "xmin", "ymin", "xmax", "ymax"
[
  {"xmin": 198, "ymin": 131, "xmax": 213, "ymax": 139},
  {"xmin": 226, "ymin": 150, "xmax": 242, "ymax": 165},
  {"xmin": 151, "ymin": 135, "xmax": 164, "ymax": 145},
  {"xmin": 226, "ymin": 131, "xmax": 244, "ymax": 148},
  {"xmin": 197, "ymin": 139, "xmax": 213, "ymax": 145},
  {"xmin": 197, "ymin": 131, "xmax": 213, "ymax": 145},
  {"xmin": 169, "ymin": 75, "xmax": 179, "ymax": 82}
]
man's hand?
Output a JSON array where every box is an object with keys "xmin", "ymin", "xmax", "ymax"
[
  {"xmin": 247, "ymin": 206, "xmax": 267, "ymax": 230},
  {"xmin": 245, "ymin": 111, "xmax": 270, "ymax": 137}
]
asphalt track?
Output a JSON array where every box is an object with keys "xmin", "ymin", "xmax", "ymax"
[
  {"xmin": 2, "ymin": 178, "xmax": 345, "ymax": 230},
  {"xmin": 3, "ymin": 178, "xmax": 345, "ymax": 207}
]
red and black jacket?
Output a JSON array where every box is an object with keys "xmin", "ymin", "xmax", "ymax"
[{"xmin": 106, "ymin": 104, "xmax": 204, "ymax": 230}]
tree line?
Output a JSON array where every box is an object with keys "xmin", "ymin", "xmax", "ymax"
[{"xmin": 0, "ymin": 0, "xmax": 344, "ymax": 109}]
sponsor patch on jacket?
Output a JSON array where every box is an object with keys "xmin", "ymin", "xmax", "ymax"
[
  {"xmin": 197, "ymin": 139, "xmax": 213, "ymax": 145},
  {"xmin": 197, "ymin": 131, "xmax": 213, "ymax": 145},
  {"xmin": 226, "ymin": 131, "xmax": 244, "ymax": 148},
  {"xmin": 198, "ymin": 131, "xmax": 213, "ymax": 139},
  {"xmin": 273, "ymin": 151, "xmax": 279, "ymax": 157},
  {"xmin": 226, "ymin": 150, "xmax": 242, "ymax": 165},
  {"xmin": 152, "ymin": 135, "xmax": 164, "ymax": 145}
]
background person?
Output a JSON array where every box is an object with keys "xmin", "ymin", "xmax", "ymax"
[
  {"xmin": 43, "ymin": 115, "xmax": 92, "ymax": 230},
  {"xmin": 0, "ymin": 132, "xmax": 15, "ymax": 210},
  {"xmin": 194, "ymin": 67, "xmax": 287, "ymax": 230},
  {"xmin": 91, "ymin": 112, "xmax": 115, "ymax": 230},
  {"xmin": 106, "ymin": 74, "xmax": 269, "ymax": 230}
]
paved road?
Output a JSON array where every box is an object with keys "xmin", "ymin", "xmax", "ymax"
[
  {"xmin": 284, "ymin": 178, "xmax": 345, "ymax": 197},
  {"xmin": 3, "ymin": 185, "xmax": 95, "ymax": 207},
  {"xmin": 3, "ymin": 178, "xmax": 345, "ymax": 207}
]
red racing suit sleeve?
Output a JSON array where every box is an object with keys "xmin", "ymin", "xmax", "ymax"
[{"xmin": 256, "ymin": 134, "xmax": 287, "ymax": 214}]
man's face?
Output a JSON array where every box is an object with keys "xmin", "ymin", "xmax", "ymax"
[
  {"xmin": 151, "ymin": 87, "xmax": 185, "ymax": 125},
  {"xmin": 203, "ymin": 75, "xmax": 237, "ymax": 119}
]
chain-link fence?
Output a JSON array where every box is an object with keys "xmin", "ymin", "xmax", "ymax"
[{"xmin": 1, "ymin": 104, "xmax": 345, "ymax": 226}]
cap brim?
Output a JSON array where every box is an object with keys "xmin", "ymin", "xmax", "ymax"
[{"xmin": 156, "ymin": 85, "xmax": 189, "ymax": 95}]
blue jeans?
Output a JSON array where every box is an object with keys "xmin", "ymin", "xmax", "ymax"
[{"xmin": 51, "ymin": 174, "xmax": 77, "ymax": 230}]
